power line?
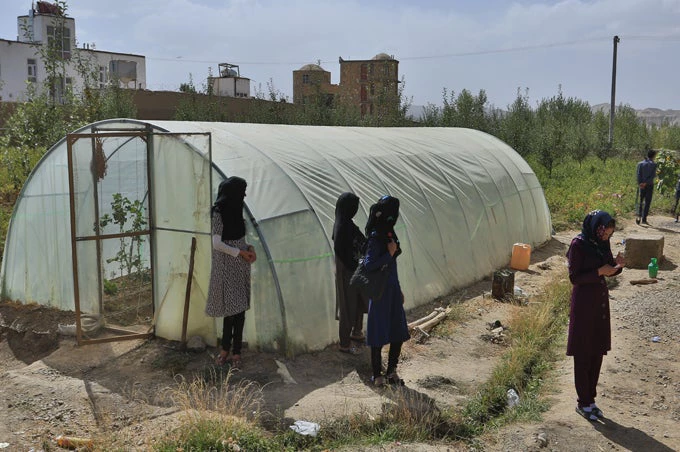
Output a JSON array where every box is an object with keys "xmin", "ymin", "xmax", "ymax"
[
  {"xmin": 622, "ymin": 35, "xmax": 680, "ymax": 42},
  {"xmin": 145, "ymin": 36, "xmax": 614, "ymax": 66}
]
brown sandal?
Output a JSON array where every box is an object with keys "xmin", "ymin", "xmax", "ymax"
[
  {"xmin": 215, "ymin": 351, "xmax": 229, "ymax": 366},
  {"xmin": 229, "ymin": 354, "xmax": 242, "ymax": 369}
]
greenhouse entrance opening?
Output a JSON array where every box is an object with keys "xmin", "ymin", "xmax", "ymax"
[{"xmin": 66, "ymin": 129, "xmax": 212, "ymax": 345}]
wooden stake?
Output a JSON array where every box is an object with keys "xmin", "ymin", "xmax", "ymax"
[{"xmin": 181, "ymin": 237, "xmax": 198, "ymax": 345}]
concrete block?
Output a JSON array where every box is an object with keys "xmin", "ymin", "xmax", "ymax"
[{"xmin": 624, "ymin": 234, "xmax": 664, "ymax": 269}]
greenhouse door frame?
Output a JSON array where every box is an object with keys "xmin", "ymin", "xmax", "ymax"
[
  {"xmin": 67, "ymin": 131, "xmax": 154, "ymax": 345},
  {"xmin": 67, "ymin": 129, "xmax": 213, "ymax": 345}
]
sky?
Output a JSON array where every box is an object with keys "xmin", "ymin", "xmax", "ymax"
[{"xmin": 1, "ymin": 0, "xmax": 680, "ymax": 110}]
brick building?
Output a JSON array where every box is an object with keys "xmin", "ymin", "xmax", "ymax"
[{"xmin": 292, "ymin": 53, "xmax": 399, "ymax": 117}]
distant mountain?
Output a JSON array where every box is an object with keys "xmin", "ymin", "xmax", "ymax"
[{"xmin": 592, "ymin": 103, "xmax": 680, "ymax": 126}]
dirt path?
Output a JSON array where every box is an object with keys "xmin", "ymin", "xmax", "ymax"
[{"xmin": 1, "ymin": 215, "xmax": 678, "ymax": 451}]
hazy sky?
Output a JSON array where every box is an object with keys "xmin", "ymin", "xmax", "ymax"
[{"xmin": 2, "ymin": 0, "xmax": 679, "ymax": 110}]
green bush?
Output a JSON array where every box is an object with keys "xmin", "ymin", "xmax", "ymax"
[{"xmin": 103, "ymin": 279, "xmax": 118, "ymax": 296}]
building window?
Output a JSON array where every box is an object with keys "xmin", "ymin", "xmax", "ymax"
[
  {"xmin": 360, "ymin": 64, "xmax": 367, "ymax": 81},
  {"xmin": 46, "ymin": 25, "xmax": 71, "ymax": 58},
  {"xmin": 361, "ymin": 104, "xmax": 367, "ymax": 118},
  {"xmin": 370, "ymin": 83, "xmax": 375, "ymax": 96},
  {"xmin": 370, "ymin": 103, "xmax": 374, "ymax": 115},
  {"xmin": 99, "ymin": 65, "xmax": 107, "ymax": 88},
  {"xmin": 360, "ymin": 85, "xmax": 367, "ymax": 102},
  {"xmin": 302, "ymin": 74, "xmax": 310, "ymax": 84},
  {"xmin": 369, "ymin": 63, "xmax": 374, "ymax": 75},
  {"xmin": 383, "ymin": 64, "xmax": 390, "ymax": 76},
  {"xmin": 27, "ymin": 59, "xmax": 37, "ymax": 83}
]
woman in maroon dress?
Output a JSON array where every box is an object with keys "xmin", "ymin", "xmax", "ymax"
[{"xmin": 566, "ymin": 210, "xmax": 624, "ymax": 421}]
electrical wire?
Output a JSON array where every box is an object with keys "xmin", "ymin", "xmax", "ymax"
[{"xmin": 144, "ymin": 36, "xmax": 615, "ymax": 66}]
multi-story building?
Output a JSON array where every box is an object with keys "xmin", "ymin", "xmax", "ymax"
[
  {"xmin": 292, "ymin": 53, "xmax": 400, "ymax": 117},
  {"xmin": 292, "ymin": 63, "xmax": 339, "ymax": 106},
  {"xmin": 0, "ymin": 1, "xmax": 146, "ymax": 103}
]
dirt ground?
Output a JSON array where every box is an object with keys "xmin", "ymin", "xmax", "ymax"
[{"xmin": 0, "ymin": 215, "xmax": 679, "ymax": 451}]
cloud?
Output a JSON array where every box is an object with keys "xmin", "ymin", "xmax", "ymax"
[{"xmin": 1, "ymin": 0, "xmax": 679, "ymax": 107}]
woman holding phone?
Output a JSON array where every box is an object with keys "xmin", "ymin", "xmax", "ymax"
[{"xmin": 566, "ymin": 210, "xmax": 624, "ymax": 421}]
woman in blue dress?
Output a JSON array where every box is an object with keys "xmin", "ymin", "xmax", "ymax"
[{"xmin": 363, "ymin": 196, "xmax": 410, "ymax": 386}]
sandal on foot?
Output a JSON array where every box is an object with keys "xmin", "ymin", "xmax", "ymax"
[
  {"xmin": 229, "ymin": 354, "xmax": 242, "ymax": 369},
  {"xmin": 372, "ymin": 376, "xmax": 385, "ymax": 387},
  {"xmin": 386, "ymin": 372, "xmax": 405, "ymax": 386},
  {"xmin": 589, "ymin": 403, "xmax": 604, "ymax": 418},
  {"xmin": 350, "ymin": 332, "xmax": 366, "ymax": 341},
  {"xmin": 339, "ymin": 346, "xmax": 360, "ymax": 355},
  {"xmin": 215, "ymin": 352, "xmax": 229, "ymax": 366},
  {"xmin": 576, "ymin": 406, "xmax": 598, "ymax": 421}
]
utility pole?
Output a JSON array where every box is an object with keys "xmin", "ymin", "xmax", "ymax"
[{"xmin": 608, "ymin": 35, "xmax": 620, "ymax": 148}]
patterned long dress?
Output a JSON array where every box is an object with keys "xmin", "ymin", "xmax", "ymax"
[{"xmin": 205, "ymin": 212, "xmax": 251, "ymax": 317}]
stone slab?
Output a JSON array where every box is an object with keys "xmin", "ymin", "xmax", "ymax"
[{"xmin": 624, "ymin": 234, "xmax": 664, "ymax": 269}]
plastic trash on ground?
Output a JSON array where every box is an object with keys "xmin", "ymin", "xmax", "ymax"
[
  {"xmin": 506, "ymin": 388, "xmax": 520, "ymax": 408},
  {"xmin": 290, "ymin": 420, "xmax": 320, "ymax": 437},
  {"xmin": 652, "ymin": 336, "xmax": 661, "ymax": 342}
]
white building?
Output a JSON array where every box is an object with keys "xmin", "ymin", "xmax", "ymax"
[
  {"xmin": 209, "ymin": 63, "xmax": 250, "ymax": 98},
  {"xmin": 0, "ymin": 1, "xmax": 146, "ymax": 102}
]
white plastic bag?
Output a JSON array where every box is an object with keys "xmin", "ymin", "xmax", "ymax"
[{"xmin": 289, "ymin": 420, "xmax": 320, "ymax": 437}]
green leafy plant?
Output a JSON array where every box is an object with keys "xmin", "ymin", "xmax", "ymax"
[
  {"xmin": 99, "ymin": 193, "xmax": 148, "ymax": 278},
  {"xmin": 654, "ymin": 149, "xmax": 680, "ymax": 196},
  {"xmin": 103, "ymin": 278, "xmax": 118, "ymax": 296}
]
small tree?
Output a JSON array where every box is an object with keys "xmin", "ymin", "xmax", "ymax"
[
  {"xmin": 498, "ymin": 88, "xmax": 534, "ymax": 157},
  {"xmin": 99, "ymin": 193, "xmax": 148, "ymax": 280},
  {"xmin": 654, "ymin": 150, "xmax": 680, "ymax": 196}
]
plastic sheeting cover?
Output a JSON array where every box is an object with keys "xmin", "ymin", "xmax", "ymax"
[{"xmin": 1, "ymin": 120, "xmax": 551, "ymax": 353}]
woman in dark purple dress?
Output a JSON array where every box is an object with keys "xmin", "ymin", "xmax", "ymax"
[
  {"xmin": 566, "ymin": 210, "xmax": 624, "ymax": 421},
  {"xmin": 364, "ymin": 196, "xmax": 410, "ymax": 386}
]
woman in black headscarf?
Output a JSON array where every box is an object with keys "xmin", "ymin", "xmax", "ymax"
[
  {"xmin": 332, "ymin": 192, "xmax": 368, "ymax": 354},
  {"xmin": 566, "ymin": 210, "xmax": 624, "ymax": 420},
  {"xmin": 364, "ymin": 195, "xmax": 410, "ymax": 386},
  {"xmin": 206, "ymin": 177, "xmax": 257, "ymax": 368}
]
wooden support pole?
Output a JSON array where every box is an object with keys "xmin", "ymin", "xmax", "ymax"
[{"xmin": 181, "ymin": 237, "xmax": 198, "ymax": 345}]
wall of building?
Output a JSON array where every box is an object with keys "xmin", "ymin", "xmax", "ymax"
[
  {"xmin": 0, "ymin": 91, "xmax": 301, "ymax": 128},
  {"xmin": 210, "ymin": 77, "xmax": 250, "ymax": 98},
  {"xmin": 292, "ymin": 69, "xmax": 338, "ymax": 104},
  {"xmin": 339, "ymin": 59, "xmax": 399, "ymax": 116},
  {"xmin": 0, "ymin": 40, "xmax": 146, "ymax": 102}
]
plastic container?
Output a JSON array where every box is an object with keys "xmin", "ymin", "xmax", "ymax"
[
  {"xmin": 510, "ymin": 243, "xmax": 531, "ymax": 271},
  {"xmin": 648, "ymin": 257, "xmax": 658, "ymax": 278}
]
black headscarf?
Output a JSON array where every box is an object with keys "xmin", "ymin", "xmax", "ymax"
[
  {"xmin": 332, "ymin": 192, "xmax": 360, "ymax": 242},
  {"xmin": 365, "ymin": 196, "xmax": 401, "ymax": 259},
  {"xmin": 365, "ymin": 195, "xmax": 400, "ymax": 237},
  {"xmin": 212, "ymin": 176, "xmax": 247, "ymax": 240},
  {"xmin": 571, "ymin": 209, "xmax": 615, "ymax": 258},
  {"xmin": 332, "ymin": 192, "xmax": 365, "ymax": 270}
]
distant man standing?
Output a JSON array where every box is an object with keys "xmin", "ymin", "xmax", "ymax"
[{"xmin": 636, "ymin": 149, "xmax": 657, "ymax": 225}]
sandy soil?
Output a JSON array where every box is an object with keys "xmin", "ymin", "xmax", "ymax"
[{"xmin": 0, "ymin": 215, "xmax": 678, "ymax": 451}]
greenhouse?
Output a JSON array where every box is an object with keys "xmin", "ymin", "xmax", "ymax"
[{"xmin": 0, "ymin": 119, "xmax": 551, "ymax": 353}]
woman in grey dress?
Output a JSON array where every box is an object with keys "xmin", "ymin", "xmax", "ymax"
[{"xmin": 206, "ymin": 177, "xmax": 256, "ymax": 368}]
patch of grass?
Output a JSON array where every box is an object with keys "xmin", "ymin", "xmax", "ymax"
[
  {"xmin": 154, "ymin": 415, "xmax": 281, "ymax": 452},
  {"xmin": 462, "ymin": 275, "xmax": 571, "ymax": 434},
  {"xmin": 529, "ymin": 155, "xmax": 677, "ymax": 231},
  {"xmin": 154, "ymin": 369, "xmax": 276, "ymax": 451},
  {"xmin": 529, "ymin": 155, "xmax": 635, "ymax": 230}
]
